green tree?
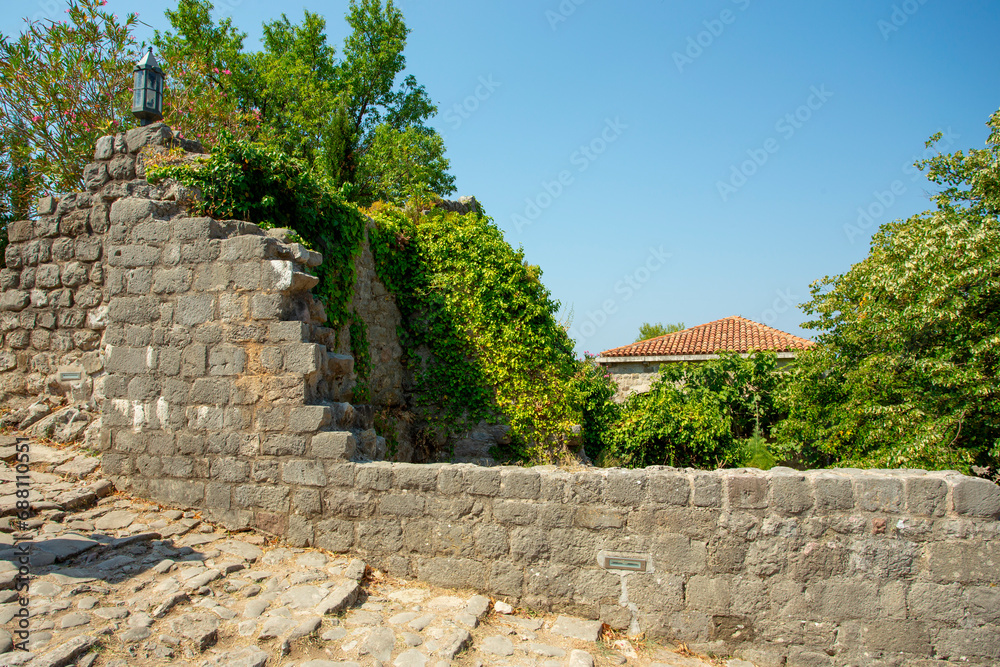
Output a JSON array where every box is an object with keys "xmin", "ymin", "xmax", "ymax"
[
  {"xmin": 775, "ymin": 109, "xmax": 1000, "ymax": 474},
  {"xmin": 153, "ymin": 0, "xmax": 453, "ymax": 205},
  {"xmin": 0, "ymin": 0, "xmax": 139, "ymax": 199},
  {"xmin": 635, "ymin": 321, "xmax": 685, "ymax": 342}
]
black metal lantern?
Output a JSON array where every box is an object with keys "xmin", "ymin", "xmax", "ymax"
[{"xmin": 132, "ymin": 47, "xmax": 164, "ymax": 126}]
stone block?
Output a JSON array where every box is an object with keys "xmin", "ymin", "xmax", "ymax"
[
  {"xmin": 189, "ymin": 377, "xmax": 231, "ymax": 405},
  {"xmin": 152, "ymin": 267, "xmax": 192, "ymax": 294},
  {"xmin": 856, "ymin": 475, "xmax": 903, "ymax": 513},
  {"xmin": 606, "ymin": 469, "xmax": 648, "ymax": 506},
  {"xmin": 492, "ymin": 501, "xmax": 538, "ymax": 526},
  {"xmin": 499, "ymin": 467, "xmax": 541, "ymax": 499},
  {"xmin": 951, "ymin": 476, "xmax": 1000, "ymax": 518},
  {"xmin": 181, "ymin": 343, "xmax": 207, "ymax": 377},
  {"xmin": 905, "ymin": 476, "xmax": 947, "ymax": 516},
  {"xmin": 314, "ymin": 518, "xmax": 355, "ymax": 553},
  {"xmin": 233, "ymin": 484, "xmax": 289, "ymax": 513},
  {"xmin": 59, "ymin": 210, "xmax": 89, "ymax": 236},
  {"xmin": 692, "ymin": 472, "xmax": 722, "ymax": 507},
  {"xmin": 208, "ymin": 345, "xmax": 246, "ymax": 376},
  {"xmin": 380, "ymin": 493, "xmax": 425, "ymax": 517},
  {"xmin": 311, "ymin": 431, "xmax": 356, "ymax": 460},
  {"xmin": 125, "ymin": 123, "xmax": 172, "ymax": 153},
  {"xmin": 288, "ymin": 405, "xmax": 332, "ymax": 433},
  {"xmin": 261, "ymin": 434, "xmax": 306, "ymax": 457},
  {"xmin": 105, "ymin": 346, "xmax": 151, "ymax": 374},
  {"xmin": 172, "ymin": 217, "xmax": 216, "ymax": 241},
  {"xmin": 860, "ymin": 620, "xmax": 931, "ymax": 655},
  {"xmin": 193, "ymin": 263, "xmax": 231, "ymax": 292},
  {"xmin": 727, "ymin": 472, "xmax": 768, "ymax": 509},
  {"xmin": 125, "ymin": 267, "xmax": 152, "ymax": 294},
  {"xmin": 149, "ymin": 478, "xmax": 205, "ymax": 508},
  {"xmin": 0, "ymin": 291, "xmax": 29, "ymax": 312},
  {"xmin": 907, "ymin": 582, "xmax": 964, "ymax": 624},
  {"xmin": 355, "ymin": 462, "xmax": 393, "ymax": 491},
  {"xmin": 220, "ymin": 235, "xmax": 271, "ymax": 261},
  {"xmin": 466, "ymin": 467, "xmax": 501, "ymax": 496},
  {"xmin": 933, "ymin": 627, "xmax": 1000, "ymax": 660},
  {"xmin": 647, "ymin": 470, "xmax": 691, "ymax": 505},
  {"xmin": 181, "ymin": 240, "xmax": 220, "ymax": 262},
  {"xmin": 284, "ymin": 343, "xmax": 323, "ymax": 374},
  {"xmin": 230, "ymin": 262, "xmax": 262, "ymax": 290},
  {"xmin": 267, "ymin": 320, "xmax": 308, "ymax": 342},
  {"xmin": 187, "ymin": 405, "xmax": 224, "ymax": 431},
  {"xmin": 36, "ymin": 196, "xmax": 58, "ymax": 215},
  {"xmin": 83, "ymin": 161, "xmax": 109, "ymax": 190},
  {"xmin": 36, "ymin": 263, "xmax": 61, "ymax": 288},
  {"xmin": 282, "ymin": 459, "xmax": 327, "ymax": 486},
  {"xmin": 177, "ymin": 294, "xmax": 215, "ymax": 326},
  {"xmin": 7, "ymin": 220, "xmax": 32, "ymax": 243},
  {"xmin": 813, "ymin": 473, "xmax": 854, "ymax": 511},
  {"xmin": 574, "ymin": 507, "xmax": 623, "ymax": 530},
  {"xmin": 255, "ymin": 405, "xmax": 288, "ymax": 432},
  {"xmin": 769, "ymin": 471, "xmax": 813, "ymax": 515},
  {"xmin": 250, "ymin": 293, "xmax": 285, "ymax": 320},
  {"xmin": 394, "ymin": 464, "xmax": 440, "ymax": 491},
  {"xmin": 95, "ymin": 135, "xmax": 114, "ymax": 159},
  {"xmin": 926, "ymin": 541, "xmax": 998, "ymax": 583},
  {"xmin": 107, "ymin": 245, "xmax": 160, "ymax": 267},
  {"xmin": 108, "ymin": 155, "xmax": 135, "ymax": 180},
  {"xmin": 51, "ymin": 237, "xmax": 74, "ymax": 261}
]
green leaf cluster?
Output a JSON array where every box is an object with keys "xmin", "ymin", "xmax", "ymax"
[
  {"xmin": 596, "ymin": 351, "xmax": 787, "ymax": 469},
  {"xmin": 367, "ymin": 203, "xmax": 584, "ymax": 461},
  {"xmin": 775, "ymin": 108, "xmax": 1000, "ymax": 473}
]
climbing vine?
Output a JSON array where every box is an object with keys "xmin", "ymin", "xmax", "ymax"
[{"xmin": 367, "ymin": 203, "xmax": 583, "ymax": 461}]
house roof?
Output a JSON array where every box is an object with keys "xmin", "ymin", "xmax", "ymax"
[{"xmin": 598, "ymin": 316, "xmax": 815, "ymax": 359}]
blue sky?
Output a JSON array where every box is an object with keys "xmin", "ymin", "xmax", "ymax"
[{"xmin": 4, "ymin": 0, "xmax": 999, "ymax": 355}]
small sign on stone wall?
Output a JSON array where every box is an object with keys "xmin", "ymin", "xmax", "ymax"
[{"xmin": 597, "ymin": 550, "xmax": 653, "ymax": 573}]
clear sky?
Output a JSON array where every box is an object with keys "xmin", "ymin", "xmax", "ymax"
[{"xmin": 4, "ymin": 0, "xmax": 999, "ymax": 356}]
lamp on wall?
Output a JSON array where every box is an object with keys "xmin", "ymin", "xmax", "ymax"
[{"xmin": 132, "ymin": 47, "xmax": 164, "ymax": 126}]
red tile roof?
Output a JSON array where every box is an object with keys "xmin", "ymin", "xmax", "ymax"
[{"xmin": 599, "ymin": 316, "xmax": 815, "ymax": 358}]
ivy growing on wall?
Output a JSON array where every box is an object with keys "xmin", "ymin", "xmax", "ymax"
[{"xmin": 366, "ymin": 203, "xmax": 583, "ymax": 461}]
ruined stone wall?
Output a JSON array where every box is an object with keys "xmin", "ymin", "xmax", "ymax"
[{"xmin": 195, "ymin": 462, "xmax": 998, "ymax": 666}]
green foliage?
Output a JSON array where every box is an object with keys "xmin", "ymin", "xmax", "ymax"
[
  {"xmin": 367, "ymin": 203, "xmax": 583, "ymax": 461},
  {"xmin": 153, "ymin": 0, "xmax": 452, "ymax": 206},
  {"xmin": 146, "ymin": 133, "xmax": 365, "ymax": 330},
  {"xmin": 598, "ymin": 352, "xmax": 786, "ymax": 469},
  {"xmin": 575, "ymin": 354, "xmax": 621, "ymax": 462},
  {"xmin": 776, "ymin": 108, "xmax": 1000, "ymax": 473},
  {"xmin": 0, "ymin": 0, "xmax": 138, "ymax": 201},
  {"xmin": 635, "ymin": 321, "xmax": 685, "ymax": 342}
]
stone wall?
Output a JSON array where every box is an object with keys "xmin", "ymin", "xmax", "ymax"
[{"xmin": 208, "ymin": 462, "xmax": 997, "ymax": 666}]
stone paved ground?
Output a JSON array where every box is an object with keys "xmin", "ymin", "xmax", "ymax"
[{"xmin": 0, "ymin": 432, "xmax": 747, "ymax": 667}]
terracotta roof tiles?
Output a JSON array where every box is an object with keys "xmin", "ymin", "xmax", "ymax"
[{"xmin": 599, "ymin": 316, "xmax": 814, "ymax": 358}]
